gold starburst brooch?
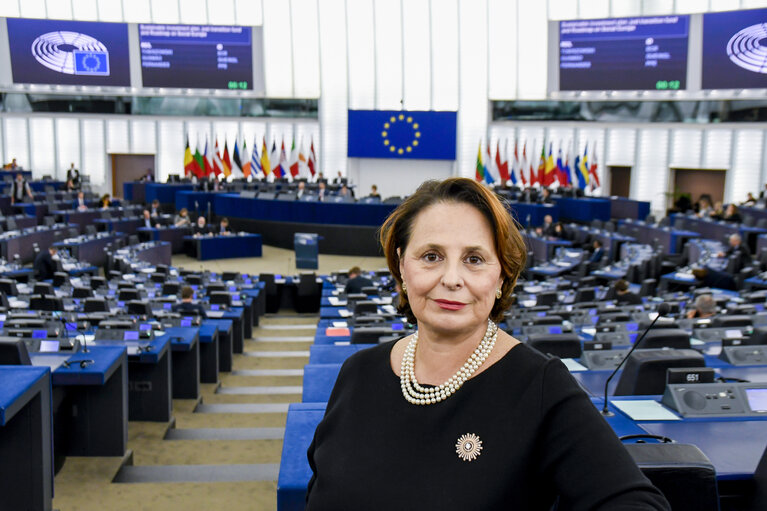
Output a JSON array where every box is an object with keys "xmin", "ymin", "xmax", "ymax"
[{"xmin": 455, "ymin": 433, "xmax": 483, "ymax": 462}]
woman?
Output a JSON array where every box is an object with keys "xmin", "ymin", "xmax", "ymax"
[
  {"xmin": 99, "ymin": 194, "xmax": 112, "ymax": 209},
  {"xmin": 306, "ymin": 178, "xmax": 668, "ymax": 510},
  {"xmin": 722, "ymin": 203, "xmax": 742, "ymax": 223},
  {"xmin": 174, "ymin": 208, "xmax": 191, "ymax": 228}
]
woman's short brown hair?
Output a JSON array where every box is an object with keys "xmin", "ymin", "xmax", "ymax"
[{"xmin": 379, "ymin": 178, "xmax": 527, "ymax": 323}]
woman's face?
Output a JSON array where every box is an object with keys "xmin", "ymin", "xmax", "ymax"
[{"xmin": 400, "ymin": 201, "xmax": 503, "ymax": 338}]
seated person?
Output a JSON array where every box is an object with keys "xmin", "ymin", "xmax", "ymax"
[
  {"xmin": 344, "ymin": 266, "xmax": 374, "ymax": 294},
  {"xmin": 73, "ymin": 191, "xmax": 88, "ymax": 211},
  {"xmin": 174, "ymin": 208, "xmax": 191, "ymax": 228},
  {"xmin": 217, "ymin": 217, "xmax": 231, "ymax": 235},
  {"xmin": 692, "ymin": 267, "xmax": 737, "ymax": 291},
  {"xmin": 686, "ymin": 293, "xmax": 717, "ymax": 319},
  {"xmin": 708, "ymin": 201, "xmax": 724, "ymax": 220},
  {"xmin": 338, "ymin": 184, "xmax": 353, "ymax": 200},
  {"xmin": 296, "ymin": 181, "xmax": 308, "ymax": 200},
  {"xmin": 171, "ymin": 286, "xmax": 207, "ymax": 318},
  {"xmin": 34, "ymin": 247, "xmax": 57, "ymax": 281},
  {"xmin": 149, "ymin": 199, "xmax": 161, "ymax": 219},
  {"xmin": 614, "ymin": 279, "xmax": 642, "ymax": 305},
  {"xmin": 743, "ymin": 192, "xmax": 757, "ymax": 206},
  {"xmin": 99, "ymin": 194, "xmax": 112, "ymax": 209},
  {"xmin": 192, "ymin": 216, "xmax": 210, "ymax": 237},
  {"xmin": 369, "ymin": 184, "xmax": 381, "ymax": 199},
  {"xmin": 539, "ymin": 188, "xmax": 553, "ymax": 204},
  {"xmin": 696, "ymin": 195, "xmax": 713, "ymax": 217},
  {"xmin": 722, "ymin": 203, "xmax": 742, "ymax": 223},
  {"xmin": 142, "ymin": 209, "xmax": 160, "ymax": 229},
  {"xmin": 588, "ymin": 239, "xmax": 605, "ymax": 265},
  {"xmin": 317, "ymin": 181, "xmax": 328, "ymax": 202},
  {"xmin": 540, "ymin": 214, "xmax": 555, "ymax": 236},
  {"xmin": 718, "ymin": 233, "xmax": 751, "ymax": 271},
  {"xmin": 550, "ymin": 222, "xmax": 565, "ymax": 239}
]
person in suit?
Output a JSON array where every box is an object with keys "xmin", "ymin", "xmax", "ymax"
[
  {"xmin": 318, "ymin": 181, "xmax": 327, "ymax": 202},
  {"xmin": 718, "ymin": 233, "xmax": 751, "ymax": 272},
  {"xmin": 333, "ymin": 171, "xmax": 346, "ymax": 185},
  {"xmin": 539, "ymin": 188, "xmax": 554, "ymax": 204},
  {"xmin": 722, "ymin": 204, "xmax": 742, "ymax": 223},
  {"xmin": 74, "ymin": 191, "xmax": 88, "ymax": 211},
  {"xmin": 344, "ymin": 266, "xmax": 374, "ymax": 294},
  {"xmin": 66, "ymin": 163, "xmax": 80, "ymax": 189},
  {"xmin": 550, "ymin": 222, "xmax": 566, "ymax": 239},
  {"xmin": 589, "ymin": 239, "xmax": 605, "ymax": 265},
  {"xmin": 217, "ymin": 217, "xmax": 231, "ymax": 235},
  {"xmin": 686, "ymin": 294, "xmax": 717, "ymax": 319},
  {"xmin": 692, "ymin": 267, "xmax": 737, "ymax": 291},
  {"xmin": 142, "ymin": 168, "xmax": 154, "ymax": 182},
  {"xmin": 10, "ymin": 173, "xmax": 33, "ymax": 205},
  {"xmin": 614, "ymin": 279, "xmax": 642, "ymax": 305},
  {"xmin": 34, "ymin": 246, "xmax": 57, "ymax": 281},
  {"xmin": 142, "ymin": 209, "xmax": 160, "ymax": 229},
  {"xmin": 540, "ymin": 214, "xmax": 555, "ymax": 236},
  {"xmin": 149, "ymin": 199, "xmax": 161, "ymax": 218},
  {"xmin": 296, "ymin": 181, "xmax": 307, "ymax": 200},
  {"xmin": 171, "ymin": 286, "xmax": 207, "ymax": 318},
  {"xmin": 192, "ymin": 216, "xmax": 209, "ymax": 237},
  {"xmin": 338, "ymin": 185, "xmax": 353, "ymax": 202}
]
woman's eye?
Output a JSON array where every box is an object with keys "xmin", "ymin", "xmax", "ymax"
[
  {"xmin": 423, "ymin": 253, "xmax": 440, "ymax": 262},
  {"xmin": 466, "ymin": 255, "xmax": 483, "ymax": 265}
]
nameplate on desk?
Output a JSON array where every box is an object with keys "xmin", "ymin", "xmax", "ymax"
[
  {"xmin": 332, "ymin": 321, "xmax": 348, "ymax": 328},
  {"xmin": 725, "ymin": 329, "xmax": 743, "ymax": 339},
  {"xmin": 612, "ymin": 400, "xmax": 681, "ymax": 421},
  {"xmin": 325, "ymin": 327, "xmax": 350, "ymax": 337},
  {"xmin": 327, "ymin": 297, "xmax": 343, "ymax": 306}
]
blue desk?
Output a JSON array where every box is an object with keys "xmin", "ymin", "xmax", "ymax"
[
  {"xmin": 277, "ymin": 403, "xmax": 326, "ymax": 511},
  {"xmin": 556, "ymin": 197, "xmax": 611, "ymax": 223},
  {"xmin": 758, "ymin": 234, "xmax": 767, "ymax": 259},
  {"xmin": 618, "ymin": 220, "xmax": 699, "ymax": 254},
  {"xmin": 185, "ymin": 233, "xmax": 263, "ymax": 260},
  {"xmin": 198, "ymin": 323, "xmax": 220, "ymax": 383},
  {"xmin": 176, "ymin": 190, "xmax": 223, "ymax": 215},
  {"xmin": 0, "ymin": 366, "xmax": 53, "ymax": 511},
  {"xmin": 507, "ymin": 201, "xmax": 558, "ymax": 227},
  {"xmin": 163, "ymin": 327, "xmax": 200, "ymax": 400},
  {"xmin": 670, "ymin": 214, "xmax": 767, "ymax": 251},
  {"xmin": 205, "ymin": 319, "xmax": 233, "ymax": 372},
  {"xmin": 138, "ymin": 226, "xmax": 187, "ymax": 253},
  {"xmin": 54, "ymin": 232, "xmax": 125, "ymax": 267},
  {"xmin": 123, "ymin": 181, "xmax": 146, "ymax": 203},
  {"xmin": 524, "ymin": 235, "xmax": 572, "ymax": 262},
  {"xmin": 309, "ymin": 344, "xmax": 374, "ymax": 364},
  {"xmin": 145, "ymin": 183, "xmax": 195, "ymax": 205},
  {"xmin": 34, "ymin": 346, "xmax": 128, "ymax": 456},
  {"xmin": 302, "ymin": 364, "xmax": 342, "ymax": 403},
  {"xmin": 94, "ymin": 217, "xmax": 142, "ymax": 234},
  {"xmin": 609, "ymin": 197, "xmax": 651, "ymax": 221}
]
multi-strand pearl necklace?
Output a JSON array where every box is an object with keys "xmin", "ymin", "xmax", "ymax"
[{"xmin": 400, "ymin": 319, "xmax": 498, "ymax": 405}]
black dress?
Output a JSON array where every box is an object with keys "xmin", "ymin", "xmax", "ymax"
[{"xmin": 306, "ymin": 342, "xmax": 669, "ymax": 510}]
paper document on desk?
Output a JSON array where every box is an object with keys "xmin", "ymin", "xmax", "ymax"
[
  {"xmin": 554, "ymin": 261, "xmax": 572, "ymax": 267},
  {"xmin": 381, "ymin": 305, "xmax": 396, "ymax": 314},
  {"xmin": 337, "ymin": 309, "xmax": 352, "ymax": 318},
  {"xmin": 332, "ymin": 321, "xmax": 348, "ymax": 328},
  {"xmin": 612, "ymin": 400, "xmax": 681, "ymax": 421},
  {"xmin": 561, "ymin": 358, "xmax": 588, "ymax": 372},
  {"xmin": 674, "ymin": 272, "xmax": 694, "ymax": 281},
  {"xmin": 9, "ymin": 299, "xmax": 27, "ymax": 309},
  {"xmin": 725, "ymin": 329, "xmax": 743, "ymax": 339},
  {"xmin": 327, "ymin": 297, "xmax": 344, "ymax": 306},
  {"xmin": 206, "ymin": 311, "xmax": 225, "ymax": 318}
]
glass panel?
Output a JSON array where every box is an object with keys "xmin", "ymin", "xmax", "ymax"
[
  {"xmin": 97, "ymin": 0, "xmax": 124, "ymax": 22},
  {"xmin": 46, "ymin": 0, "xmax": 74, "ymax": 19},
  {"xmin": 373, "ymin": 0, "xmax": 403, "ymax": 110},
  {"xmin": 151, "ymin": 0, "xmax": 180, "ymax": 23},
  {"xmin": 347, "ymin": 0, "xmax": 376, "ymax": 110},
  {"xmin": 488, "ymin": 0, "xmax": 518, "ymax": 100},
  {"xmin": 82, "ymin": 119, "xmax": 106, "ymax": 186},
  {"xmin": 207, "ymin": 0, "xmax": 236, "ymax": 25},
  {"xmin": 123, "ymin": 0, "xmax": 152, "ymax": 23},
  {"xmin": 178, "ymin": 0, "xmax": 208, "ymax": 24},
  {"xmin": 516, "ymin": 0, "xmax": 547, "ymax": 99},
  {"xmin": 56, "ymin": 118, "xmax": 80, "ymax": 181},
  {"xmin": 318, "ymin": 0, "xmax": 348, "ymax": 177},
  {"xmin": 30, "ymin": 118, "xmax": 55, "ymax": 178},
  {"xmin": 291, "ymin": 0, "xmax": 321, "ymax": 99},
  {"xmin": 106, "ymin": 119, "xmax": 130, "ymax": 153},
  {"xmin": 72, "ymin": 0, "xmax": 99, "ymax": 21},
  {"xmin": 235, "ymin": 0, "xmax": 263, "ymax": 25},
  {"xmin": 402, "ymin": 0, "xmax": 431, "ymax": 110},
  {"xmin": 263, "ymin": 0, "xmax": 294, "ymax": 97},
  {"xmin": 157, "ymin": 120, "xmax": 184, "ymax": 182}
]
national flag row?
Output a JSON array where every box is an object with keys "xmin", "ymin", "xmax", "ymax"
[
  {"xmin": 183, "ymin": 136, "xmax": 318, "ymax": 180},
  {"xmin": 475, "ymin": 139, "xmax": 601, "ymax": 191}
]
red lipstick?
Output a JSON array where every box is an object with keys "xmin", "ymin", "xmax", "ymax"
[{"xmin": 434, "ymin": 299, "xmax": 466, "ymax": 311}]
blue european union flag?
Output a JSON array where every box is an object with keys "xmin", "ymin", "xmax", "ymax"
[
  {"xmin": 347, "ymin": 110, "xmax": 457, "ymax": 160},
  {"xmin": 74, "ymin": 51, "xmax": 110, "ymax": 76}
]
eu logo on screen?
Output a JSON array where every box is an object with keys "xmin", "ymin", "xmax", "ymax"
[{"xmin": 74, "ymin": 51, "xmax": 110, "ymax": 76}]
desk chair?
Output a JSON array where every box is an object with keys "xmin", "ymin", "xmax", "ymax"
[
  {"xmin": 573, "ymin": 287, "xmax": 596, "ymax": 303},
  {"xmin": 72, "ymin": 287, "xmax": 93, "ymax": 299},
  {"xmin": 6, "ymin": 217, "xmax": 17, "ymax": 230},
  {"xmin": 186, "ymin": 275, "xmax": 203, "ymax": 286},
  {"xmin": 624, "ymin": 443, "xmax": 718, "ymax": 511},
  {"xmin": 162, "ymin": 282, "xmax": 181, "ymax": 296},
  {"xmin": 52, "ymin": 272, "xmax": 68, "ymax": 287},
  {"xmin": 83, "ymin": 298, "xmax": 109, "ymax": 313},
  {"xmin": 206, "ymin": 283, "xmax": 226, "ymax": 294},
  {"xmin": 527, "ymin": 333, "xmax": 582, "ymax": 359},
  {"xmin": 0, "ymin": 279, "xmax": 18, "ymax": 297},
  {"xmin": 537, "ymin": 291, "xmax": 558, "ymax": 307},
  {"xmin": 360, "ymin": 286, "xmax": 379, "ymax": 296},
  {"xmin": 0, "ymin": 338, "xmax": 31, "ymax": 365},
  {"xmin": 29, "ymin": 295, "xmax": 63, "ymax": 312},
  {"xmin": 641, "ymin": 328, "xmax": 691, "ymax": 350},
  {"xmin": 258, "ymin": 273, "xmax": 279, "ymax": 313},
  {"xmin": 597, "ymin": 312, "xmax": 631, "ymax": 324},
  {"xmin": 150, "ymin": 272, "xmax": 166, "ymax": 283},
  {"xmin": 351, "ymin": 326, "xmax": 401, "ymax": 344},
  {"xmin": 90, "ymin": 276, "xmax": 107, "ymax": 289},
  {"xmin": 33, "ymin": 282, "xmax": 55, "ymax": 296},
  {"xmin": 614, "ymin": 349, "xmax": 704, "ymax": 396},
  {"xmin": 85, "ymin": 225, "xmax": 97, "ymax": 235},
  {"xmin": 296, "ymin": 273, "xmax": 321, "ymax": 313},
  {"xmin": 222, "ymin": 271, "xmax": 240, "ymax": 281},
  {"xmin": 257, "ymin": 191, "xmax": 276, "ymax": 200},
  {"xmin": 118, "ymin": 289, "xmax": 140, "ymax": 301},
  {"xmin": 43, "ymin": 216, "xmax": 55, "ymax": 227},
  {"xmin": 127, "ymin": 300, "xmax": 152, "ymax": 316},
  {"xmin": 353, "ymin": 301, "xmax": 378, "ymax": 316},
  {"xmin": 638, "ymin": 278, "xmax": 657, "ymax": 296},
  {"xmin": 210, "ymin": 292, "xmax": 233, "ymax": 307},
  {"xmin": 712, "ymin": 315, "xmax": 753, "ymax": 327}
]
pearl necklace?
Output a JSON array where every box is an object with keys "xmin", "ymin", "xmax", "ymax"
[{"xmin": 400, "ymin": 320, "xmax": 498, "ymax": 405}]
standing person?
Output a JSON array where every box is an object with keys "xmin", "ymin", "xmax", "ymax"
[
  {"xmin": 66, "ymin": 163, "xmax": 80, "ymax": 189},
  {"xmin": 344, "ymin": 266, "xmax": 374, "ymax": 294},
  {"xmin": 10, "ymin": 173, "xmax": 33, "ymax": 205},
  {"xmin": 306, "ymin": 178, "xmax": 669, "ymax": 510}
]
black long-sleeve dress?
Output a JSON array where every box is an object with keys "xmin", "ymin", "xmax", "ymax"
[{"xmin": 306, "ymin": 342, "xmax": 669, "ymax": 510}]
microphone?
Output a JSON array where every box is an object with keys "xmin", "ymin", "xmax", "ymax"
[{"xmin": 601, "ymin": 302, "xmax": 671, "ymax": 416}]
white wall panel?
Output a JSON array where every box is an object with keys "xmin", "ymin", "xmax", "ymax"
[
  {"xmin": 578, "ymin": 0, "xmax": 609, "ymax": 19},
  {"xmin": 642, "ymin": 0, "xmax": 674, "ymax": 15},
  {"xmin": 106, "ymin": 119, "xmax": 130, "ymax": 154},
  {"xmin": 97, "ymin": 0, "xmax": 123, "ymax": 21},
  {"xmin": 547, "ymin": 0, "xmax": 577, "ymax": 20},
  {"xmin": 703, "ymin": 129, "xmax": 732, "ymax": 169},
  {"xmin": 402, "ymin": 0, "xmax": 431, "ymax": 110},
  {"xmin": 488, "ymin": 0, "xmax": 519, "ymax": 100},
  {"xmin": 430, "ymin": 0, "xmax": 459, "ymax": 111},
  {"xmin": 130, "ymin": 120, "xmax": 156, "ymax": 154},
  {"xmin": 3, "ymin": 118, "xmax": 29, "ymax": 172},
  {"xmin": 212, "ymin": 121, "xmax": 239, "ymax": 154},
  {"xmin": 157, "ymin": 120, "xmax": 184, "ymax": 183},
  {"xmin": 56, "ymin": 118, "xmax": 80, "ymax": 181},
  {"xmin": 373, "ymin": 0, "xmax": 403, "ymax": 110},
  {"xmin": 609, "ymin": 0, "xmax": 641, "ymax": 16},
  {"xmin": 728, "ymin": 130, "xmax": 763, "ymax": 205},
  {"xmin": 669, "ymin": 129, "xmax": 702, "ymax": 168},
  {"xmin": 0, "ymin": 120, "xmax": 4, "ymax": 164},
  {"xmin": 46, "ymin": 0, "xmax": 73, "ymax": 19},
  {"xmin": 82, "ymin": 119, "xmax": 106, "ymax": 185},
  {"xmin": 178, "ymin": 0, "xmax": 208, "ymax": 25},
  {"xmin": 235, "ymin": 0, "xmax": 263, "ymax": 25},
  {"xmin": 123, "ymin": 0, "xmax": 151, "ymax": 22},
  {"xmin": 709, "ymin": 0, "xmax": 740, "ymax": 11},
  {"xmin": 29, "ymin": 118, "xmax": 55, "ymax": 178},
  {"xmin": 72, "ymin": 0, "xmax": 99, "ymax": 21},
  {"xmin": 19, "ymin": 0, "xmax": 46, "ymax": 19},
  {"xmin": 675, "ymin": 0, "xmax": 708, "ymax": 13},
  {"xmin": 290, "ymin": 0, "xmax": 321, "ymax": 98},
  {"xmin": 208, "ymin": 0, "xmax": 236, "ymax": 25},
  {"xmin": 186, "ymin": 121, "xmax": 212, "ymax": 156},
  {"xmin": 0, "ymin": 2, "xmax": 20, "ymax": 17},
  {"xmin": 741, "ymin": 0, "xmax": 767, "ymax": 8},
  {"xmin": 263, "ymin": 0, "xmax": 294, "ymax": 97},
  {"xmin": 240, "ymin": 121, "xmax": 268, "ymax": 163},
  {"xmin": 607, "ymin": 128, "xmax": 636, "ymax": 166},
  {"xmin": 318, "ymin": 0, "xmax": 348, "ymax": 177},
  {"xmin": 516, "ymin": 0, "xmax": 547, "ymax": 99},
  {"xmin": 346, "ymin": 0, "xmax": 376, "ymax": 110},
  {"xmin": 634, "ymin": 129, "xmax": 670, "ymax": 214},
  {"xmin": 151, "ymin": 0, "xmax": 180, "ymax": 23}
]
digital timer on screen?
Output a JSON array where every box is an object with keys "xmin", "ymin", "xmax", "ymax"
[
  {"xmin": 559, "ymin": 15, "xmax": 690, "ymax": 91},
  {"xmin": 139, "ymin": 24, "xmax": 253, "ymax": 90}
]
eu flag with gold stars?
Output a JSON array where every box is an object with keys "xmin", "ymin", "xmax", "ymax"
[{"xmin": 347, "ymin": 110, "xmax": 457, "ymax": 160}]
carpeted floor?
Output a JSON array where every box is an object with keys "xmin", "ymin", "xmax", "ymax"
[{"xmin": 50, "ymin": 246, "xmax": 384, "ymax": 510}]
